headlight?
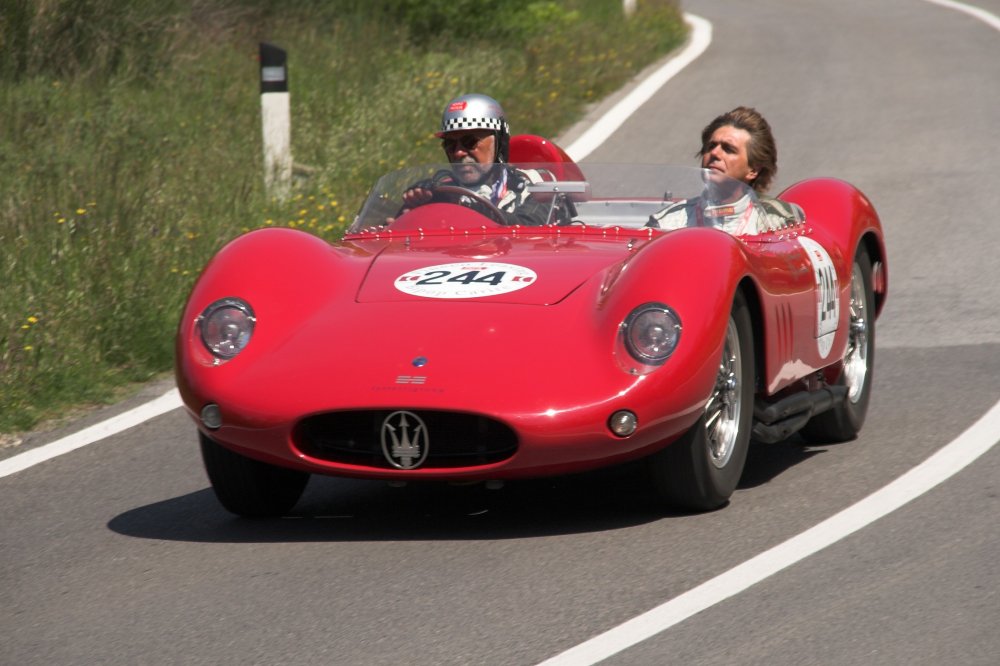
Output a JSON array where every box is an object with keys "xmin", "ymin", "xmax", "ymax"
[
  {"xmin": 622, "ymin": 303, "xmax": 681, "ymax": 365},
  {"xmin": 198, "ymin": 298, "xmax": 255, "ymax": 360}
]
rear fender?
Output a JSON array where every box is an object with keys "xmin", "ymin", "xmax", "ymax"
[{"xmin": 779, "ymin": 178, "xmax": 888, "ymax": 317}]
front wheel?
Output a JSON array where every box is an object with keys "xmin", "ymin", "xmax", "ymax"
[
  {"xmin": 199, "ymin": 432, "xmax": 310, "ymax": 518},
  {"xmin": 647, "ymin": 291, "xmax": 755, "ymax": 511},
  {"xmin": 802, "ymin": 248, "xmax": 875, "ymax": 443}
]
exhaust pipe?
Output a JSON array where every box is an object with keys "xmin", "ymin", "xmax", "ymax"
[{"xmin": 752, "ymin": 386, "xmax": 847, "ymax": 443}]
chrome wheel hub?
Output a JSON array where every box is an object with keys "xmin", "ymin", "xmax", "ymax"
[
  {"xmin": 843, "ymin": 263, "xmax": 869, "ymax": 403},
  {"xmin": 704, "ymin": 317, "xmax": 742, "ymax": 469}
]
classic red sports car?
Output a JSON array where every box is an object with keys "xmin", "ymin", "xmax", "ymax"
[{"xmin": 175, "ymin": 135, "xmax": 887, "ymax": 517}]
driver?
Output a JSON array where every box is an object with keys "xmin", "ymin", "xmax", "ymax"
[
  {"xmin": 401, "ymin": 93, "xmax": 551, "ymax": 226},
  {"xmin": 649, "ymin": 106, "xmax": 803, "ymax": 233}
]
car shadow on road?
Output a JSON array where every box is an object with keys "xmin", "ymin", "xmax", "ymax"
[
  {"xmin": 109, "ymin": 443, "xmax": 820, "ymax": 544},
  {"xmin": 108, "ymin": 463, "xmax": 672, "ymax": 543},
  {"xmin": 740, "ymin": 436, "xmax": 825, "ymax": 488}
]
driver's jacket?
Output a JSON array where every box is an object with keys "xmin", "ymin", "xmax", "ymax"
[
  {"xmin": 648, "ymin": 194, "xmax": 803, "ymax": 234},
  {"xmin": 465, "ymin": 165, "xmax": 550, "ymax": 226}
]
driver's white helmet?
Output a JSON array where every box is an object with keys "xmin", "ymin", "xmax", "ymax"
[{"xmin": 435, "ymin": 93, "xmax": 510, "ymax": 163}]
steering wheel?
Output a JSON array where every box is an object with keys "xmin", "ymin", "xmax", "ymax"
[{"xmin": 432, "ymin": 185, "xmax": 508, "ymax": 226}]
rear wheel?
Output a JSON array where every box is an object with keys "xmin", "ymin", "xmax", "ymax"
[
  {"xmin": 802, "ymin": 248, "xmax": 875, "ymax": 443},
  {"xmin": 648, "ymin": 291, "xmax": 755, "ymax": 511},
  {"xmin": 199, "ymin": 432, "xmax": 309, "ymax": 518}
]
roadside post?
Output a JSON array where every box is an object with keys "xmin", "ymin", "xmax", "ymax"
[{"xmin": 260, "ymin": 42, "xmax": 291, "ymax": 199}]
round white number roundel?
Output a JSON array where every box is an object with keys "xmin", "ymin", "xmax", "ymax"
[{"xmin": 395, "ymin": 262, "xmax": 538, "ymax": 299}]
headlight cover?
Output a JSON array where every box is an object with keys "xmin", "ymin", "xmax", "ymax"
[
  {"xmin": 198, "ymin": 298, "xmax": 255, "ymax": 360},
  {"xmin": 622, "ymin": 303, "xmax": 681, "ymax": 365}
]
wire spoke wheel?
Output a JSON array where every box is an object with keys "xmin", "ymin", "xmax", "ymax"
[
  {"xmin": 706, "ymin": 317, "xmax": 743, "ymax": 468},
  {"xmin": 843, "ymin": 262, "xmax": 869, "ymax": 403},
  {"xmin": 647, "ymin": 291, "xmax": 754, "ymax": 511}
]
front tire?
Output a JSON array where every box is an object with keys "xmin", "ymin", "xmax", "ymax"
[
  {"xmin": 802, "ymin": 248, "xmax": 875, "ymax": 443},
  {"xmin": 648, "ymin": 291, "xmax": 755, "ymax": 511},
  {"xmin": 199, "ymin": 432, "xmax": 309, "ymax": 518}
]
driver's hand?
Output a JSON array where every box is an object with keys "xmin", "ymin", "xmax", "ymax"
[{"xmin": 402, "ymin": 186, "xmax": 434, "ymax": 208}]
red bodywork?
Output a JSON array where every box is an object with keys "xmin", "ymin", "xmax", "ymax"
[{"xmin": 175, "ymin": 137, "xmax": 887, "ymax": 482}]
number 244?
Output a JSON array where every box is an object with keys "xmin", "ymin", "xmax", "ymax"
[{"xmin": 416, "ymin": 270, "xmax": 506, "ymax": 286}]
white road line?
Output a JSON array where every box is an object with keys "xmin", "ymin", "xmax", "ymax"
[
  {"xmin": 0, "ymin": 388, "xmax": 182, "ymax": 479},
  {"xmin": 538, "ymin": 400, "xmax": 1000, "ymax": 666},
  {"xmin": 538, "ymin": 1, "xmax": 1000, "ymax": 663},
  {"xmin": 564, "ymin": 13, "xmax": 712, "ymax": 162},
  {"xmin": 922, "ymin": 0, "xmax": 1000, "ymax": 31}
]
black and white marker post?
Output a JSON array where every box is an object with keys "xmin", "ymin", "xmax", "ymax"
[{"xmin": 260, "ymin": 42, "xmax": 291, "ymax": 199}]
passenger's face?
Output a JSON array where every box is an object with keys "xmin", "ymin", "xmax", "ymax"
[
  {"xmin": 442, "ymin": 130, "xmax": 495, "ymax": 185},
  {"xmin": 701, "ymin": 125, "xmax": 758, "ymax": 186}
]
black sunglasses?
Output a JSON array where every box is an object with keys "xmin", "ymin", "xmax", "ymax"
[{"xmin": 442, "ymin": 134, "xmax": 488, "ymax": 152}]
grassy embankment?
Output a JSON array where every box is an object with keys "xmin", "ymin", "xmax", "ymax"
[{"xmin": 0, "ymin": 0, "xmax": 686, "ymax": 434}]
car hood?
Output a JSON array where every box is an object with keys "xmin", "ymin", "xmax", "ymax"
[{"xmin": 355, "ymin": 233, "xmax": 645, "ymax": 305}]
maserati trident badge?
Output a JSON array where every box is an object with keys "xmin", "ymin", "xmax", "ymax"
[{"xmin": 381, "ymin": 410, "xmax": 429, "ymax": 469}]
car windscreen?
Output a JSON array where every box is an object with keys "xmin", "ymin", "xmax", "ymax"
[{"xmin": 348, "ymin": 163, "xmax": 761, "ymax": 233}]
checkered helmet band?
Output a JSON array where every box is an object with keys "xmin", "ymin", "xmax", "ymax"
[{"xmin": 440, "ymin": 116, "xmax": 508, "ymax": 133}]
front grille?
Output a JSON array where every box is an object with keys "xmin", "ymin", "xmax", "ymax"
[{"xmin": 294, "ymin": 410, "xmax": 518, "ymax": 469}]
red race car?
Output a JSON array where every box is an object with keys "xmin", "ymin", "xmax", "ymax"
[{"xmin": 176, "ymin": 135, "xmax": 887, "ymax": 516}]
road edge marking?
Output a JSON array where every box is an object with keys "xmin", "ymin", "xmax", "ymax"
[
  {"xmin": 564, "ymin": 13, "xmax": 712, "ymax": 162},
  {"xmin": 0, "ymin": 388, "xmax": 182, "ymax": 479},
  {"xmin": 921, "ymin": 0, "xmax": 1000, "ymax": 31},
  {"xmin": 537, "ymin": 399, "xmax": 1000, "ymax": 665}
]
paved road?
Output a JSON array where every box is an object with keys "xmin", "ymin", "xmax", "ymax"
[{"xmin": 3, "ymin": 0, "xmax": 999, "ymax": 664}]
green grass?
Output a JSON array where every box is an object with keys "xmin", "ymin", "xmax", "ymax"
[{"xmin": 0, "ymin": 0, "xmax": 686, "ymax": 433}]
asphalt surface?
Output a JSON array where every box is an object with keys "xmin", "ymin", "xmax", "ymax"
[{"xmin": 3, "ymin": 0, "xmax": 1000, "ymax": 664}]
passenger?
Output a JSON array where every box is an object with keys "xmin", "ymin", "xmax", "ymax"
[
  {"xmin": 401, "ymin": 93, "xmax": 551, "ymax": 226},
  {"xmin": 650, "ymin": 106, "xmax": 802, "ymax": 233}
]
